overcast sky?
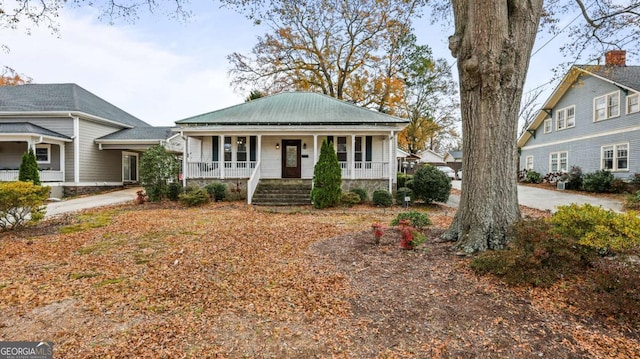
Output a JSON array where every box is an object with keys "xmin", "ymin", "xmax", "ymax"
[{"xmin": 2, "ymin": 2, "xmax": 615, "ymax": 127}]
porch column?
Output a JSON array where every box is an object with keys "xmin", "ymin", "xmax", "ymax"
[
  {"xmin": 182, "ymin": 134, "xmax": 187, "ymax": 187},
  {"xmin": 219, "ymin": 135, "xmax": 225, "ymax": 179},
  {"xmin": 388, "ymin": 131, "xmax": 394, "ymax": 193},
  {"xmin": 59, "ymin": 143, "xmax": 65, "ymax": 182},
  {"xmin": 350, "ymin": 134, "xmax": 356, "ymax": 180},
  {"xmin": 313, "ymin": 135, "xmax": 318, "ymax": 164},
  {"xmin": 257, "ymin": 134, "xmax": 262, "ymax": 163},
  {"xmin": 73, "ymin": 116, "xmax": 80, "ymax": 183}
]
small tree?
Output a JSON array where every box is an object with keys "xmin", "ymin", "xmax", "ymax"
[
  {"xmin": 0, "ymin": 181, "xmax": 49, "ymax": 231},
  {"xmin": 311, "ymin": 139, "xmax": 342, "ymax": 209},
  {"xmin": 18, "ymin": 147, "xmax": 40, "ymax": 185},
  {"xmin": 139, "ymin": 145, "xmax": 180, "ymax": 201}
]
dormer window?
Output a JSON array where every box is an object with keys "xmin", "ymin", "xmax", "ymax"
[
  {"xmin": 555, "ymin": 106, "xmax": 575, "ymax": 130},
  {"xmin": 594, "ymin": 91, "xmax": 620, "ymax": 121}
]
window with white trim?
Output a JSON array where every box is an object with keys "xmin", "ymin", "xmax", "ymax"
[
  {"xmin": 628, "ymin": 93, "xmax": 639, "ymax": 114},
  {"xmin": 549, "ymin": 151, "xmax": 568, "ymax": 172},
  {"xmin": 601, "ymin": 143, "xmax": 629, "ymax": 171},
  {"xmin": 525, "ymin": 156, "xmax": 533, "ymax": 170},
  {"xmin": 35, "ymin": 144, "xmax": 50, "ymax": 164},
  {"xmin": 556, "ymin": 105, "xmax": 575, "ymax": 130},
  {"xmin": 543, "ymin": 119, "xmax": 552, "ymax": 133},
  {"xmin": 594, "ymin": 91, "xmax": 620, "ymax": 121}
]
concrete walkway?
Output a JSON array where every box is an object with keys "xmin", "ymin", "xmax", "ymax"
[
  {"xmin": 45, "ymin": 187, "xmax": 142, "ymax": 218},
  {"xmin": 450, "ymin": 181, "xmax": 623, "ymax": 213}
]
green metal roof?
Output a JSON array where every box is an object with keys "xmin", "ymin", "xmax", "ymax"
[{"xmin": 176, "ymin": 92, "xmax": 409, "ymax": 126}]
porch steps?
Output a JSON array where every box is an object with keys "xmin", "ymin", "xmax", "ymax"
[{"xmin": 252, "ymin": 179, "xmax": 312, "ymax": 206}]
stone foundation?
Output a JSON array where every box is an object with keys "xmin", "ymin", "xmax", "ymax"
[
  {"xmin": 63, "ymin": 185, "xmax": 124, "ymax": 198},
  {"xmin": 341, "ymin": 179, "xmax": 392, "ymax": 199}
]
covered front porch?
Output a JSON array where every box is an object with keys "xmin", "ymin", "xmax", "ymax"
[{"xmin": 0, "ymin": 136, "xmax": 69, "ymax": 183}]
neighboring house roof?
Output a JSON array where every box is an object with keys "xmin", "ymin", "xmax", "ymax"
[
  {"xmin": 96, "ymin": 127, "xmax": 176, "ymax": 141},
  {"xmin": 0, "ymin": 122, "xmax": 72, "ymax": 141},
  {"xmin": 176, "ymin": 92, "xmax": 410, "ymax": 126},
  {"xmin": 518, "ymin": 65, "xmax": 640, "ymax": 147},
  {"xmin": 416, "ymin": 149, "xmax": 445, "ymax": 163},
  {"xmin": 0, "ymin": 83, "xmax": 150, "ymax": 128},
  {"xmin": 447, "ymin": 150, "xmax": 462, "ymax": 160},
  {"xmin": 396, "ymin": 148, "xmax": 411, "ymax": 158}
]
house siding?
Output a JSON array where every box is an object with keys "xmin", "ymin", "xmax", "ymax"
[
  {"xmin": 78, "ymin": 119, "xmax": 124, "ymax": 182},
  {"xmin": 520, "ymin": 73, "xmax": 640, "ymax": 178}
]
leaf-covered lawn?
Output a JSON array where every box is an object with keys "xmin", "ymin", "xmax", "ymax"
[{"xmin": 1, "ymin": 202, "xmax": 638, "ymax": 358}]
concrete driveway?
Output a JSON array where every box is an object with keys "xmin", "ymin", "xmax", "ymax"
[
  {"xmin": 450, "ymin": 181, "xmax": 623, "ymax": 213},
  {"xmin": 45, "ymin": 187, "xmax": 142, "ymax": 218}
]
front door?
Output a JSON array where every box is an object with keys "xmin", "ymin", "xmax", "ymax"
[{"xmin": 281, "ymin": 139, "xmax": 301, "ymax": 178}]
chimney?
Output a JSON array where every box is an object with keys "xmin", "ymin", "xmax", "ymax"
[{"xmin": 605, "ymin": 50, "xmax": 626, "ymax": 66}]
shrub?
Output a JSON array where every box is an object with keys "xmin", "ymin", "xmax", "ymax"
[
  {"xmin": 525, "ymin": 170, "xmax": 542, "ymax": 184},
  {"xmin": 582, "ymin": 170, "xmax": 615, "ymax": 193},
  {"xmin": 566, "ymin": 166, "xmax": 583, "ymax": 190},
  {"xmin": 412, "ymin": 165, "xmax": 451, "ymax": 204},
  {"xmin": 349, "ymin": 188, "xmax": 368, "ymax": 203},
  {"xmin": 178, "ymin": 188, "xmax": 209, "ymax": 207},
  {"xmin": 470, "ymin": 218, "xmax": 594, "ymax": 287},
  {"xmin": 390, "ymin": 210, "xmax": 431, "ymax": 230},
  {"xmin": 372, "ymin": 190, "xmax": 393, "ymax": 207},
  {"xmin": 397, "ymin": 173, "xmax": 413, "ymax": 188},
  {"xmin": 404, "ymin": 179, "xmax": 415, "ymax": 190},
  {"xmin": 397, "ymin": 219, "xmax": 426, "ymax": 250},
  {"xmin": 624, "ymin": 190, "xmax": 640, "ymax": 210},
  {"xmin": 630, "ymin": 173, "xmax": 640, "ymax": 186},
  {"xmin": 18, "ymin": 147, "xmax": 41, "ymax": 185},
  {"xmin": 0, "ymin": 182, "xmax": 49, "ymax": 231},
  {"xmin": 311, "ymin": 139, "xmax": 342, "ymax": 208},
  {"xmin": 205, "ymin": 182, "xmax": 228, "ymax": 201},
  {"xmin": 340, "ymin": 192, "xmax": 361, "ymax": 207},
  {"xmin": 396, "ymin": 187, "xmax": 414, "ymax": 203},
  {"xmin": 550, "ymin": 203, "xmax": 640, "ymax": 254},
  {"xmin": 167, "ymin": 182, "xmax": 182, "ymax": 201},
  {"xmin": 140, "ymin": 145, "xmax": 180, "ymax": 201},
  {"xmin": 371, "ymin": 222, "xmax": 385, "ymax": 244},
  {"xmin": 542, "ymin": 171, "xmax": 566, "ymax": 184}
]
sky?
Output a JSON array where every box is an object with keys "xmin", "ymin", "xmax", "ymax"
[{"xmin": 1, "ymin": 2, "xmax": 618, "ymax": 127}]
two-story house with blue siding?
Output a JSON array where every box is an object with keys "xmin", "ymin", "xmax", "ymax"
[{"xmin": 518, "ymin": 50, "xmax": 640, "ymax": 180}]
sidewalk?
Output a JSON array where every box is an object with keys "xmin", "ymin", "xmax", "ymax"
[
  {"xmin": 45, "ymin": 187, "xmax": 142, "ymax": 218},
  {"xmin": 449, "ymin": 181, "xmax": 623, "ymax": 213}
]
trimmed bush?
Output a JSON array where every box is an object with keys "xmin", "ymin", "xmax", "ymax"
[
  {"xmin": 390, "ymin": 210, "xmax": 431, "ymax": 230},
  {"xmin": 349, "ymin": 188, "xmax": 368, "ymax": 203},
  {"xmin": 18, "ymin": 147, "xmax": 41, "ymax": 185},
  {"xmin": 340, "ymin": 192, "xmax": 361, "ymax": 207},
  {"xmin": 178, "ymin": 188, "xmax": 210, "ymax": 207},
  {"xmin": 525, "ymin": 170, "xmax": 543, "ymax": 184},
  {"xmin": 412, "ymin": 165, "xmax": 451, "ymax": 203},
  {"xmin": 372, "ymin": 190, "xmax": 393, "ymax": 207},
  {"xmin": 397, "ymin": 173, "xmax": 413, "ymax": 188},
  {"xmin": 205, "ymin": 182, "xmax": 228, "ymax": 201},
  {"xmin": 167, "ymin": 182, "xmax": 182, "ymax": 201},
  {"xmin": 566, "ymin": 166, "xmax": 583, "ymax": 190},
  {"xmin": 0, "ymin": 182, "xmax": 49, "ymax": 231},
  {"xmin": 311, "ymin": 139, "xmax": 342, "ymax": 208},
  {"xmin": 396, "ymin": 187, "xmax": 414, "ymax": 203},
  {"xmin": 582, "ymin": 170, "xmax": 615, "ymax": 193},
  {"xmin": 551, "ymin": 203, "xmax": 640, "ymax": 254}
]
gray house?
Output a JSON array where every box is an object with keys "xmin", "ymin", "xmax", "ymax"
[
  {"xmin": 0, "ymin": 84, "xmax": 182, "ymax": 197},
  {"xmin": 518, "ymin": 50, "xmax": 640, "ymax": 179}
]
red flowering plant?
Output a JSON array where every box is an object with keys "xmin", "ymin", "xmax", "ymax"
[
  {"xmin": 397, "ymin": 219, "xmax": 426, "ymax": 250},
  {"xmin": 371, "ymin": 222, "xmax": 385, "ymax": 244}
]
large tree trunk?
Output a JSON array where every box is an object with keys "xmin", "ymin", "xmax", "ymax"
[{"xmin": 442, "ymin": 1, "xmax": 543, "ymax": 253}]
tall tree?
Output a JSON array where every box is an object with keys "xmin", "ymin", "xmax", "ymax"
[
  {"xmin": 0, "ymin": 66, "xmax": 31, "ymax": 86},
  {"xmin": 226, "ymin": 0, "xmax": 422, "ymax": 111},
  {"xmin": 440, "ymin": 0, "xmax": 640, "ymax": 253}
]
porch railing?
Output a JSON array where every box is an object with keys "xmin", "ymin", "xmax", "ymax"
[
  {"xmin": 185, "ymin": 161, "xmax": 257, "ymax": 179},
  {"xmin": 339, "ymin": 162, "xmax": 389, "ymax": 179},
  {"xmin": 0, "ymin": 170, "xmax": 64, "ymax": 182},
  {"xmin": 247, "ymin": 161, "xmax": 262, "ymax": 204}
]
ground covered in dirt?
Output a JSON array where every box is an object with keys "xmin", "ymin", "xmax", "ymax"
[{"xmin": 1, "ymin": 201, "xmax": 638, "ymax": 358}]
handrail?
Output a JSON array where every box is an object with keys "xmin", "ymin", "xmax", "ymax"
[{"xmin": 247, "ymin": 161, "xmax": 262, "ymax": 204}]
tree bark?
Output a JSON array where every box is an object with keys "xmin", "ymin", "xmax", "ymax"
[{"xmin": 442, "ymin": 0, "xmax": 543, "ymax": 253}]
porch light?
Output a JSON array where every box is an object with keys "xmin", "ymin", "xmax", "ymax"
[
  {"xmin": 302, "ymin": 143, "xmax": 307, "ymax": 149},
  {"xmin": 276, "ymin": 143, "xmax": 280, "ymax": 149}
]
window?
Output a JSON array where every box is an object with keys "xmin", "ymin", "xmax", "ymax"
[
  {"xmin": 337, "ymin": 136, "xmax": 347, "ymax": 162},
  {"xmin": 354, "ymin": 137, "xmax": 362, "ymax": 162},
  {"xmin": 594, "ymin": 91, "xmax": 620, "ymax": 121},
  {"xmin": 543, "ymin": 119, "xmax": 552, "ymax": 133},
  {"xmin": 224, "ymin": 137, "xmax": 232, "ymax": 162},
  {"xmin": 525, "ymin": 156, "xmax": 533, "ymax": 170},
  {"xmin": 549, "ymin": 151, "xmax": 568, "ymax": 172},
  {"xmin": 628, "ymin": 93, "xmax": 639, "ymax": 114},
  {"xmin": 556, "ymin": 106, "xmax": 575, "ymax": 130},
  {"xmin": 35, "ymin": 144, "xmax": 50, "ymax": 164},
  {"xmin": 601, "ymin": 143, "xmax": 629, "ymax": 171},
  {"xmin": 236, "ymin": 136, "xmax": 247, "ymax": 162}
]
